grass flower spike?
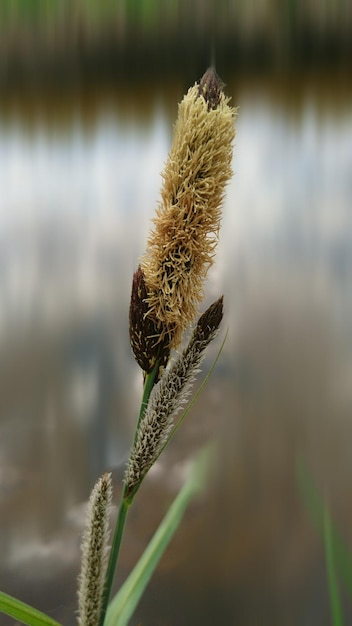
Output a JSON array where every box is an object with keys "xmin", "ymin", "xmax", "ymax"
[
  {"xmin": 101, "ymin": 69, "xmax": 235, "ymax": 622},
  {"xmin": 141, "ymin": 67, "xmax": 236, "ymax": 348},
  {"xmin": 125, "ymin": 296, "xmax": 224, "ymax": 497},
  {"xmin": 129, "ymin": 265, "xmax": 172, "ymax": 374},
  {"xmin": 0, "ymin": 69, "xmax": 237, "ymax": 626},
  {"xmin": 77, "ymin": 473, "xmax": 112, "ymax": 626}
]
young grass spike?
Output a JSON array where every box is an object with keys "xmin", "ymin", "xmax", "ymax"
[
  {"xmin": 77, "ymin": 473, "xmax": 113, "ymax": 626},
  {"xmin": 124, "ymin": 297, "xmax": 224, "ymax": 497}
]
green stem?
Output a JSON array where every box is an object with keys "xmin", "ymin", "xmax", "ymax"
[
  {"xmin": 99, "ymin": 361, "xmax": 160, "ymax": 626},
  {"xmin": 135, "ymin": 361, "xmax": 160, "ymax": 436},
  {"xmin": 99, "ymin": 492, "xmax": 130, "ymax": 626}
]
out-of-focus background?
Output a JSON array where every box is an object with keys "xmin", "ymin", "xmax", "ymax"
[{"xmin": 0, "ymin": 1, "xmax": 352, "ymax": 624}]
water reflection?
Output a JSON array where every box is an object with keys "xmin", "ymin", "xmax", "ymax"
[{"xmin": 0, "ymin": 73, "xmax": 351, "ymax": 625}]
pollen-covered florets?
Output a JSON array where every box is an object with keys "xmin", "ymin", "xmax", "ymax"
[{"xmin": 141, "ymin": 69, "xmax": 236, "ymax": 348}]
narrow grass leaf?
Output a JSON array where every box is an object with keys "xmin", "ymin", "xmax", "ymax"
[
  {"xmin": 297, "ymin": 458, "xmax": 352, "ymax": 596},
  {"xmin": 324, "ymin": 505, "xmax": 345, "ymax": 626},
  {"xmin": 0, "ymin": 591, "xmax": 63, "ymax": 626},
  {"xmin": 105, "ymin": 446, "xmax": 214, "ymax": 626}
]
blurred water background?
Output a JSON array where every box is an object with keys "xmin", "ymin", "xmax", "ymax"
[{"xmin": 0, "ymin": 2, "xmax": 352, "ymax": 625}]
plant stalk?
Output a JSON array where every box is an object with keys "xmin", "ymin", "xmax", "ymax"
[
  {"xmin": 99, "ymin": 491, "xmax": 129, "ymax": 626},
  {"xmin": 99, "ymin": 361, "xmax": 159, "ymax": 626},
  {"xmin": 135, "ymin": 362, "xmax": 159, "ymax": 435}
]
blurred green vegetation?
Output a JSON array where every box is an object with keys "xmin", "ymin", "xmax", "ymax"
[
  {"xmin": 0, "ymin": 0, "xmax": 350, "ymax": 85},
  {"xmin": 0, "ymin": 0, "xmax": 178, "ymax": 24},
  {"xmin": 0, "ymin": 0, "xmax": 349, "ymax": 27}
]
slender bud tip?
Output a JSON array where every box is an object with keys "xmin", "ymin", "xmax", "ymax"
[
  {"xmin": 198, "ymin": 67, "xmax": 225, "ymax": 110},
  {"xmin": 196, "ymin": 295, "xmax": 224, "ymax": 340}
]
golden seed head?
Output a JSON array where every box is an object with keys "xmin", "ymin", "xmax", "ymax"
[{"xmin": 141, "ymin": 69, "xmax": 236, "ymax": 348}]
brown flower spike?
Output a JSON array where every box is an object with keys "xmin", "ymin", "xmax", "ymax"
[
  {"xmin": 129, "ymin": 265, "xmax": 172, "ymax": 374},
  {"xmin": 141, "ymin": 67, "xmax": 236, "ymax": 348}
]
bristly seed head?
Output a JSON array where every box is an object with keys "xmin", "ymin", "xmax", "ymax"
[{"xmin": 141, "ymin": 68, "xmax": 236, "ymax": 349}]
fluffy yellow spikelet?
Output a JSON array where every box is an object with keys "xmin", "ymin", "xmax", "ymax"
[{"xmin": 141, "ymin": 68, "xmax": 236, "ymax": 348}]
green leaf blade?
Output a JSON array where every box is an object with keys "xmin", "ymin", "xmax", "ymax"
[
  {"xmin": 0, "ymin": 591, "xmax": 63, "ymax": 626},
  {"xmin": 105, "ymin": 446, "xmax": 214, "ymax": 626},
  {"xmin": 297, "ymin": 458, "xmax": 352, "ymax": 596},
  {"xmin": 324, "ymin": 505, "xmax": 345, "ymax": 626}
]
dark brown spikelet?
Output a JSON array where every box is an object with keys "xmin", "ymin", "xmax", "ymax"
[
  {"xmin": 195, "ymin": 295, "xmax": 224, "ymax": 342},
  {"xmin": 198, "ymin": 67, "xmax": 224, "ymax": 111},
  {"xmin": 129, "ymin": 265, "xmax": 172, "ymax": 374}
]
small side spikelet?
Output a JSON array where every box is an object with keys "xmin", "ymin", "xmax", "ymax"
[
  {"xmin": 77, "ymin": 473, "xmax": 113, "ymax": 626},
  {"xmin": 129, "ymin": 265, "xmax": 172, "ymax": 373},
  {"xmin": 124, "ymin": 296, "xmax": 224, "ymax": 497}
]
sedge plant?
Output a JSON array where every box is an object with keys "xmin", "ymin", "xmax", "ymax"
[{"xmin": 0, "ymin": 67, "xmax": 237, "ymax": 626}]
